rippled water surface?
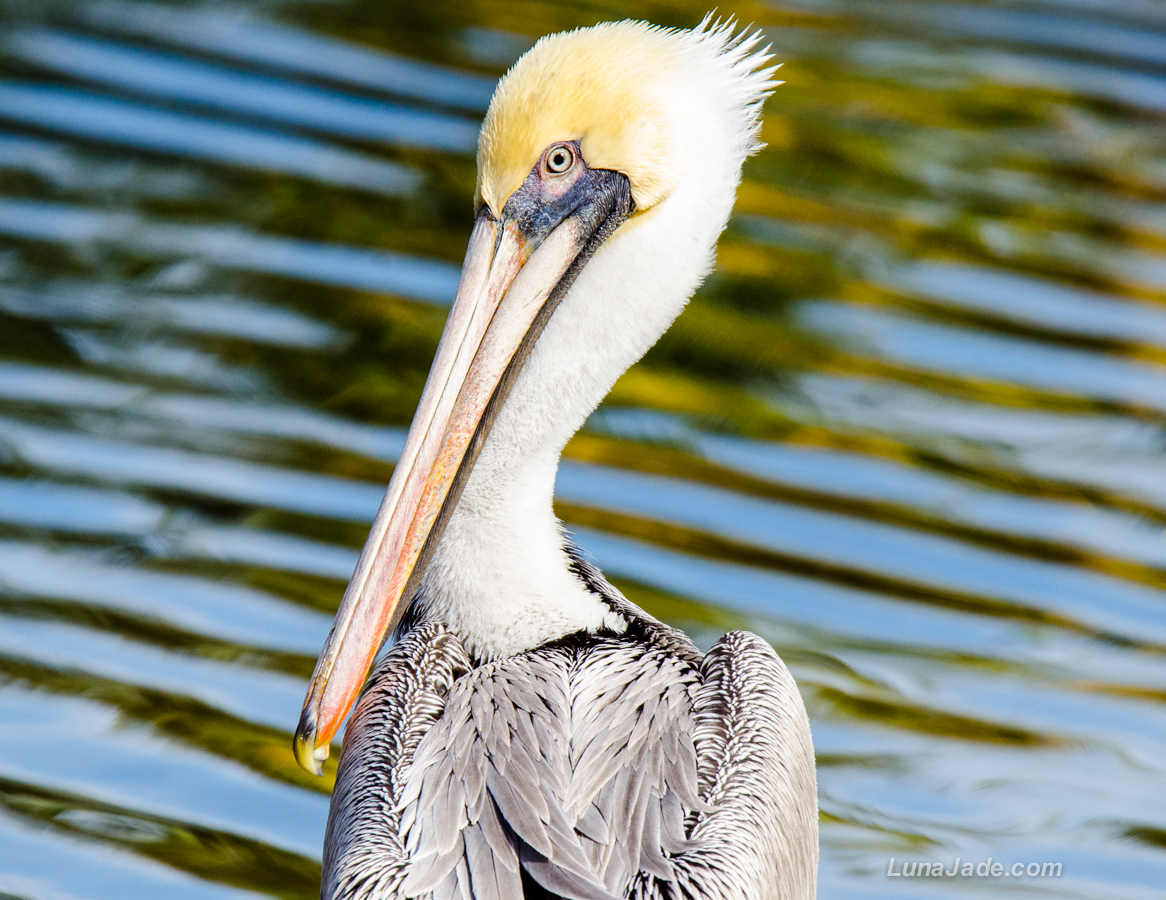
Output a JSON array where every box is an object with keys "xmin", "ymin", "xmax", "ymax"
[{"xmin": 1, "ymin": 0, "xmax": 1165, "ymax": 897}]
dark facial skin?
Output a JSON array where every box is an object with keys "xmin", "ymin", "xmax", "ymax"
[{"xmin": 483, "ymin": 140, "xmax": 634, "ymax": 261}]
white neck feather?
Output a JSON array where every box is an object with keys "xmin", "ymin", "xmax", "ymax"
[{"xmin": 415, "ymin": 26, "xmax": 772, "ymax": 660}]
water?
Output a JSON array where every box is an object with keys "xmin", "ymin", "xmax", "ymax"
[{"xmin": 0, "ymin": 0, "xmax": 1163, "ymax": 897}]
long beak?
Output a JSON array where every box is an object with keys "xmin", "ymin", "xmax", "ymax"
[{"xmin": 294, "ymin": 171, "xmax": 631, "ymax": 774}]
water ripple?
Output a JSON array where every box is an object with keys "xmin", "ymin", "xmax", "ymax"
[
  {"xmin": 75, "ymin": 0, "xmax": 495, "ymax": 111},
  {"xmin": 7, "ymin": 28, "xmax": 480, "ymax": 153},
  {"xmin": 0, "ymin": 84, "xmax": 419, "ymax": 195},
  {"xmin": 0, "ymin": 199, "xmax": 461, "ymax": 301}
]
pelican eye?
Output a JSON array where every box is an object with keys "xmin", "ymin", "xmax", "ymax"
[{"xmin": 544, "ymin": 144, "xmax": 576, "ymax": 175}]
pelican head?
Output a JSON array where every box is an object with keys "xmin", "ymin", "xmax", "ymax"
[{"xmin": 296, "ymin": 18, "xmax": 778, "ymax": 774}]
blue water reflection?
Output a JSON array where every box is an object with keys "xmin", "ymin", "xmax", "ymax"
[
  {"xmin": 75, "ymin": 0, "xmax": 496, "ymax": 110},
  {"xmin": 0, "ymin": 200, "xmax": 461, "ymax": 300},
  {"xmin": 8, "ymin": 28, "xmax": 479, "ymax": 152},
  {"xmin": 0, "ymin": 85, "xmax": 420, "ymax": 194}
]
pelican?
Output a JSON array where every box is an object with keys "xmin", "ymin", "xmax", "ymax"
[{"xmin": 294, "ymin": 18, "xmax": 818, "ymax": 900}]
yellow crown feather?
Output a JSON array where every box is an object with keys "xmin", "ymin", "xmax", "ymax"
[{"xmin": 477, "ymin": 21, "xmax": 692, "ymax": 215}]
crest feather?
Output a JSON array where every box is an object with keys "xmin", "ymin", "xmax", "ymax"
[{"xmin": 476, "ymin": 19, "xmax": 779, "ymax": 215}]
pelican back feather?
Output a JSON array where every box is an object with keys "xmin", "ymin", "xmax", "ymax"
[{"xmin": 324, "ymin": 605, "xmax": 816, "ymax": 900}]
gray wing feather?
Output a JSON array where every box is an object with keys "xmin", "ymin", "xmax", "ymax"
[
  {"xmin": 396, "ymin": 634, "xmax": 704, "ymax": 900},
  {"xmin": 627, "ymin": 630, "xmax": 819, "ymax": 900},
  {"xmin": 323, "ymin": 623, "xmax": 470, "ymax": 900},
  {"xmin": 519, "ymin": 845, "xmax": 616, "ymax": 900},
  {"xmin": 323, "ymin": 606, "xmax": 816, "ymax": 900}
]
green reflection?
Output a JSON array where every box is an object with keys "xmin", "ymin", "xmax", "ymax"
[
  {"xmin": 0, "ymin": 653, "xmax": 337, "ymax": 793},
  {"xmin": 0, "ymin": 775, "xmax": 321, "ymax": 898}
]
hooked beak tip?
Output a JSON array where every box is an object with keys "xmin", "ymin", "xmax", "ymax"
[{"xmin": 294, "ymin": 713, "xmax": 328, "ymax": 776}]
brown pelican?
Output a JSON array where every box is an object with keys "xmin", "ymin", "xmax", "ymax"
[{"xmin": 294, "ymin": 18, "xmax": 818, "ymax": 900}]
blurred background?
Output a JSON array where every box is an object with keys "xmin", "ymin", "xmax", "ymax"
[{"xmin": 0, "ymin": 0, "xmax": 1164, "ymax": 897}]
